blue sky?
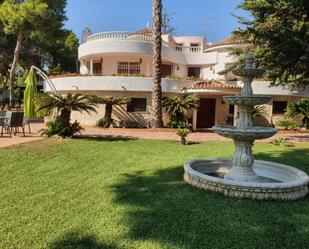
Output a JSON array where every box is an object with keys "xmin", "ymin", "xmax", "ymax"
[{"xmin": 65, "ymin": 0, "xmax": 247, "ymax": 43}]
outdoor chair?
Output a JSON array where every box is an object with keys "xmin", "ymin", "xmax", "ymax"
[
  {"xmin": 1, "ymin": 111, "xmax": 25, "ymax": 137},
  {"xmin": 23, "ymin": 119, "xmax": 31, "ymax": 134}
]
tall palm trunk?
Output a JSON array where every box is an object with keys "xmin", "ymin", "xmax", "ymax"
[
  {"xmin": 9, "ymin": 32, "xmax": 23, "ymax": 105},
  {"xmin": 104, "ymin": 100, "xmax": 113, "ymax": 122},
  {"xmin": 151, "ymin": 0, "xmax": 163, "ymax": 128},
  {"xmin": 57, "ymin": 109, "xmax": 71, "ymax": 127}
]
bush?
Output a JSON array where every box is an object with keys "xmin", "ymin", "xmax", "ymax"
[
  {"xmin": 286, "ymin": 98, "xmax": 309, "ymax": 129},
  {"xmin": 276, "ymin": 118, "xmax": 299, "ymax": 130},
  {"xmin": 96, "ymin": 118, "xmax": 112, "ymax": 128},
  {"xmin": 167, "ymin": 117, "xmax": 192, "ymax": 129},
  {"xmin": 41, "ymin": 121, "xmax": 83, "ymax": 138},
  {"xmin": 271, "ymin": 137, "xmax": 295, "ymax": 147}
]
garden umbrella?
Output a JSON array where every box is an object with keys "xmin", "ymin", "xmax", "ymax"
[{"xmin": 23, "ymin": 68, "xmax": 38, "ymax": 118}]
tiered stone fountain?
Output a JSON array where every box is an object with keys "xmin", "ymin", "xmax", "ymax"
[{"xmin": 184, "ymin": 54, "xmax": 309, "ymax": 200}]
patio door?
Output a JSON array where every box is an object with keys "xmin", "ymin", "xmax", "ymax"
[{"xmin": 196, "ymin": 98, "xmax": 216, "ymax": 128}]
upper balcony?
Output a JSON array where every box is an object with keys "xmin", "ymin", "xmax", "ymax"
[{"xmin": 79, "ymin": 31, "xmax": 217, "ymax": 65}]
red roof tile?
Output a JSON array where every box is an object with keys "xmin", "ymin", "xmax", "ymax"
[{"xmin": 186, "ymin": 80, "xmax": 241, "ymax": 90}]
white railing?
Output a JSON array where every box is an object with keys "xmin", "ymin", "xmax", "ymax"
[
  {"xmin": 85, "ymin": 32, "xmax": 203, "ymax": 54},
  {"xmin": 163, "ymin": 41, "xmax": 202, "ymax": 53},
  {"xmin": 86, "ymin": 31, "xmax": 152, "ymax": 42}
]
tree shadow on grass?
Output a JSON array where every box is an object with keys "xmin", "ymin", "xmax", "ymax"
[
  {"xmin": 112, "ymin": 148, "xmax": 309, "ymax": 249},
  {"xmin": 254, "ymin": 147, "xmax": 309, "ymax": 173},
  {"xmin": 49, "ymin": 232, "xmax": 118, "ymax": 249},
  {"xmin": 73, "ymin": 135, "xmax": 138, "ymax": 142}
]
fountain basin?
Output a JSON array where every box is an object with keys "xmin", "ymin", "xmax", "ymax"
[
  {"xmin": 213, "ymin": 125, "xmax": 277, "ymax": 140},
  {"xmin": 223, "ymin": 96, "xmax": 271, "ymax": 106},
  {"xmin": 184, "ymin": 158, "xmax": 309, "ymax": 200}
]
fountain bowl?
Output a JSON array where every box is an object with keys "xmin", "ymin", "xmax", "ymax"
[
  {"xmin": 223, "ymin": 96, "xmax": 271, "ymax": 106},
  {"xmin": 213, "ymin": 125, "xmax": 278, "ymax": 140},
  {"xmin": 233, "ymin": 68, "xmax": 265, "ymax": 78},
  {"xmin": 184, "ymin": 158, "xmax": 309, "ymax": 200}
]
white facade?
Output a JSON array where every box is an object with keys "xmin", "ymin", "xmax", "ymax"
[{"xmin": 45, "ymin": 29, "xmax": 309, "ymax": 129}]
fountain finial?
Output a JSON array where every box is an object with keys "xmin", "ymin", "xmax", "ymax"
[{"xmin": 245, "ymin": 53, "xmax": 254, "ymax": 69}]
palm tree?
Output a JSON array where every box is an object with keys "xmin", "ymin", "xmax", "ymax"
[
  {"xmin": 162, "ymin": 95, "xmax": 200, "ymax": 121},
  {"xmin": 36, "ymin": 93, "xmax": 97, "ymax": 127},
  {"xmin": 151, "ymin": 0, "xmax": 163, "ymax": 128},
  {"xmin": 95, "ymin": 96, "xmax": 130, "ymax": 123},
  {"xmin": 286, "ymin": 98, "xmax": 309, "ymax": 129},
  {"xmin": 252, "ymin": 105, "xmax": 268, "ymax": 118}
]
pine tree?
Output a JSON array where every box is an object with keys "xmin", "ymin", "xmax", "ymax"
[{"xmin": 234, "ymin": 0, "xmax": 309, "ymax": 88}]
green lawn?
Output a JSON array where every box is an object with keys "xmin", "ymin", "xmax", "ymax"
[{"xmin": 0, "ymin": 138, "xmax": 309, "ymax": 249}]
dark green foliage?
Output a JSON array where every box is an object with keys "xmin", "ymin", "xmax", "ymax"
[
  {"xmin": 234, "ymin": 0, "xmax": 309, "ymax": 88},
  {"xmin": 48, "ymin": 30, "xmax": 79, "ymax": 75},
  {"xmin": 252, "ymin": 105, "xmax": 268, "ymax": 118},
  {"xmin": 276, "ymin": 118, "xmax": 299, "ymax": 130},
  {"xmin": 167, "ymin": 116, "xmax": 192, "ymax": 129},
  {"xmin": 271, "ymin": 137, "xmax": 295, "ymax": 147},
  {"xmin": 96, "ymin": 118, "xmax": 112, "ymax": 128},
  {"xmin": 0, "ymin": 0, "xmax": 78, "ymax": 78},
  {"xmin": 286, "ymin": 98, "xmax": 309, "ymax": 129},
  {"xmin": 41, "ymin": 120, "xmax": 83, "ymax": 138},
  {"xmin": 162, "ymin": 95, "xmax": 199, "ymax": 128}
]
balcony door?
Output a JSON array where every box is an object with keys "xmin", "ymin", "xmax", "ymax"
[
  {"xmin": 93, "ymin": 62, "xmax": 102, "ymax": 75},
  {"xmin": 160, "ymin": 64, "xmax": 172, "ymax": 78}
]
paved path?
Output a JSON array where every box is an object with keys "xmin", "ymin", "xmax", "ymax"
[
  {"xmin": 0, "ymin": 123, "xmax": 308, "ymax": 148},
  {"xmin": 0, "ymin": 123, "xmax": 44, "ymax": 148}
]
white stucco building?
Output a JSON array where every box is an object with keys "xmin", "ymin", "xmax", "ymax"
[{"xmin": 46, "ymin": 28, "xmax": 309, "ymax": 129}]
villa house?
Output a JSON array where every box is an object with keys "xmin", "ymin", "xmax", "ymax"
[{"xmin": 46, "ymin": 28, "xmax": 309, "ymax": 130}]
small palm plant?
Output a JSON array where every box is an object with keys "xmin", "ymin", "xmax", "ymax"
[
  {"xmin": 36, "ymin": 93, "xmax": 97, "ymax": 137},
  {"xmin": 95, "ymin": 96, "xmax": 130, "ymax": 128},
  {"xmin": 286, "ymin": 98, "xmax": 309, "ymax": 129},
  {"xmin": 162, "ymin": 95, "xmax": 199, "ymax": 128},
  {"xmin": 252, "ymin": 105, "xmax": 268, "ymax": 118},
  {"xmin": 176, "ymin": 128, "xmax": 190, "ymax": 145}
]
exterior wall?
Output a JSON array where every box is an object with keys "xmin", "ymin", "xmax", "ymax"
[
  {"xmin": 173, "ymin": 36, "xmax": 205, "ymax": 47},
  {"xmin": 47, "ymin": 76, "xmax": 196, "ymax": 93},
  {"xmin": 270, "ymin": 96, "xmax": 303, "ymax": 126},
  {"xmin": 173, "ymin": 64, "xmax": 187, "ymax": 78},
  {"xmin": 202, "ymin": 50, "xmax": 236, "ymax": 80},
  {"xmin": 79, "ymin": 39, "xmax": 153, "ymax": 59},
  {"xmin": 69, "ymin": 91, "xmax": 179, "ymax": 126}
]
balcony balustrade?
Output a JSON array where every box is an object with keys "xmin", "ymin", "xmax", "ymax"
[{"xmin": 85, "ymin": 31, "xmax": 203, "ymax": 54}]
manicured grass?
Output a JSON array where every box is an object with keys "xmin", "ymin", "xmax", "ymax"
[{"xmin": 0, "ymin": 138, "xmax": 309, "ymax": 249}]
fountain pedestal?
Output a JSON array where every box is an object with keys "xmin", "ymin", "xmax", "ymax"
[{"xmin": 184, "ymin": 54, "xmax": 309, "ymax": 200}]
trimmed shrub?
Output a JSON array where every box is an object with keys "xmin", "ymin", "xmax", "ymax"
[
  {"xmin": 96, "ymin": 118, "xmax": 112, "ymax": 128},
  {"xmin": 41, "ymin": 121, "xmax": 83, "ymax": 138},
  {"xmin": 276, "ymin": 118, "xmax": 299, "ymax": 130},
  {"xmin": 167, "ymin": 117, "xmax": 192, "ymax": 129}
]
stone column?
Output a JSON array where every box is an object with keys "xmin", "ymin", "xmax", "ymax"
[{"xmin": 90, "ymin": 59, "xmax": 93, "ymax": 75}]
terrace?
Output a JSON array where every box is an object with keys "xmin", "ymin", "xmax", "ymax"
[{"xmin": 84, "ymin": 31, "xmax": 204, "ymax": 54}]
